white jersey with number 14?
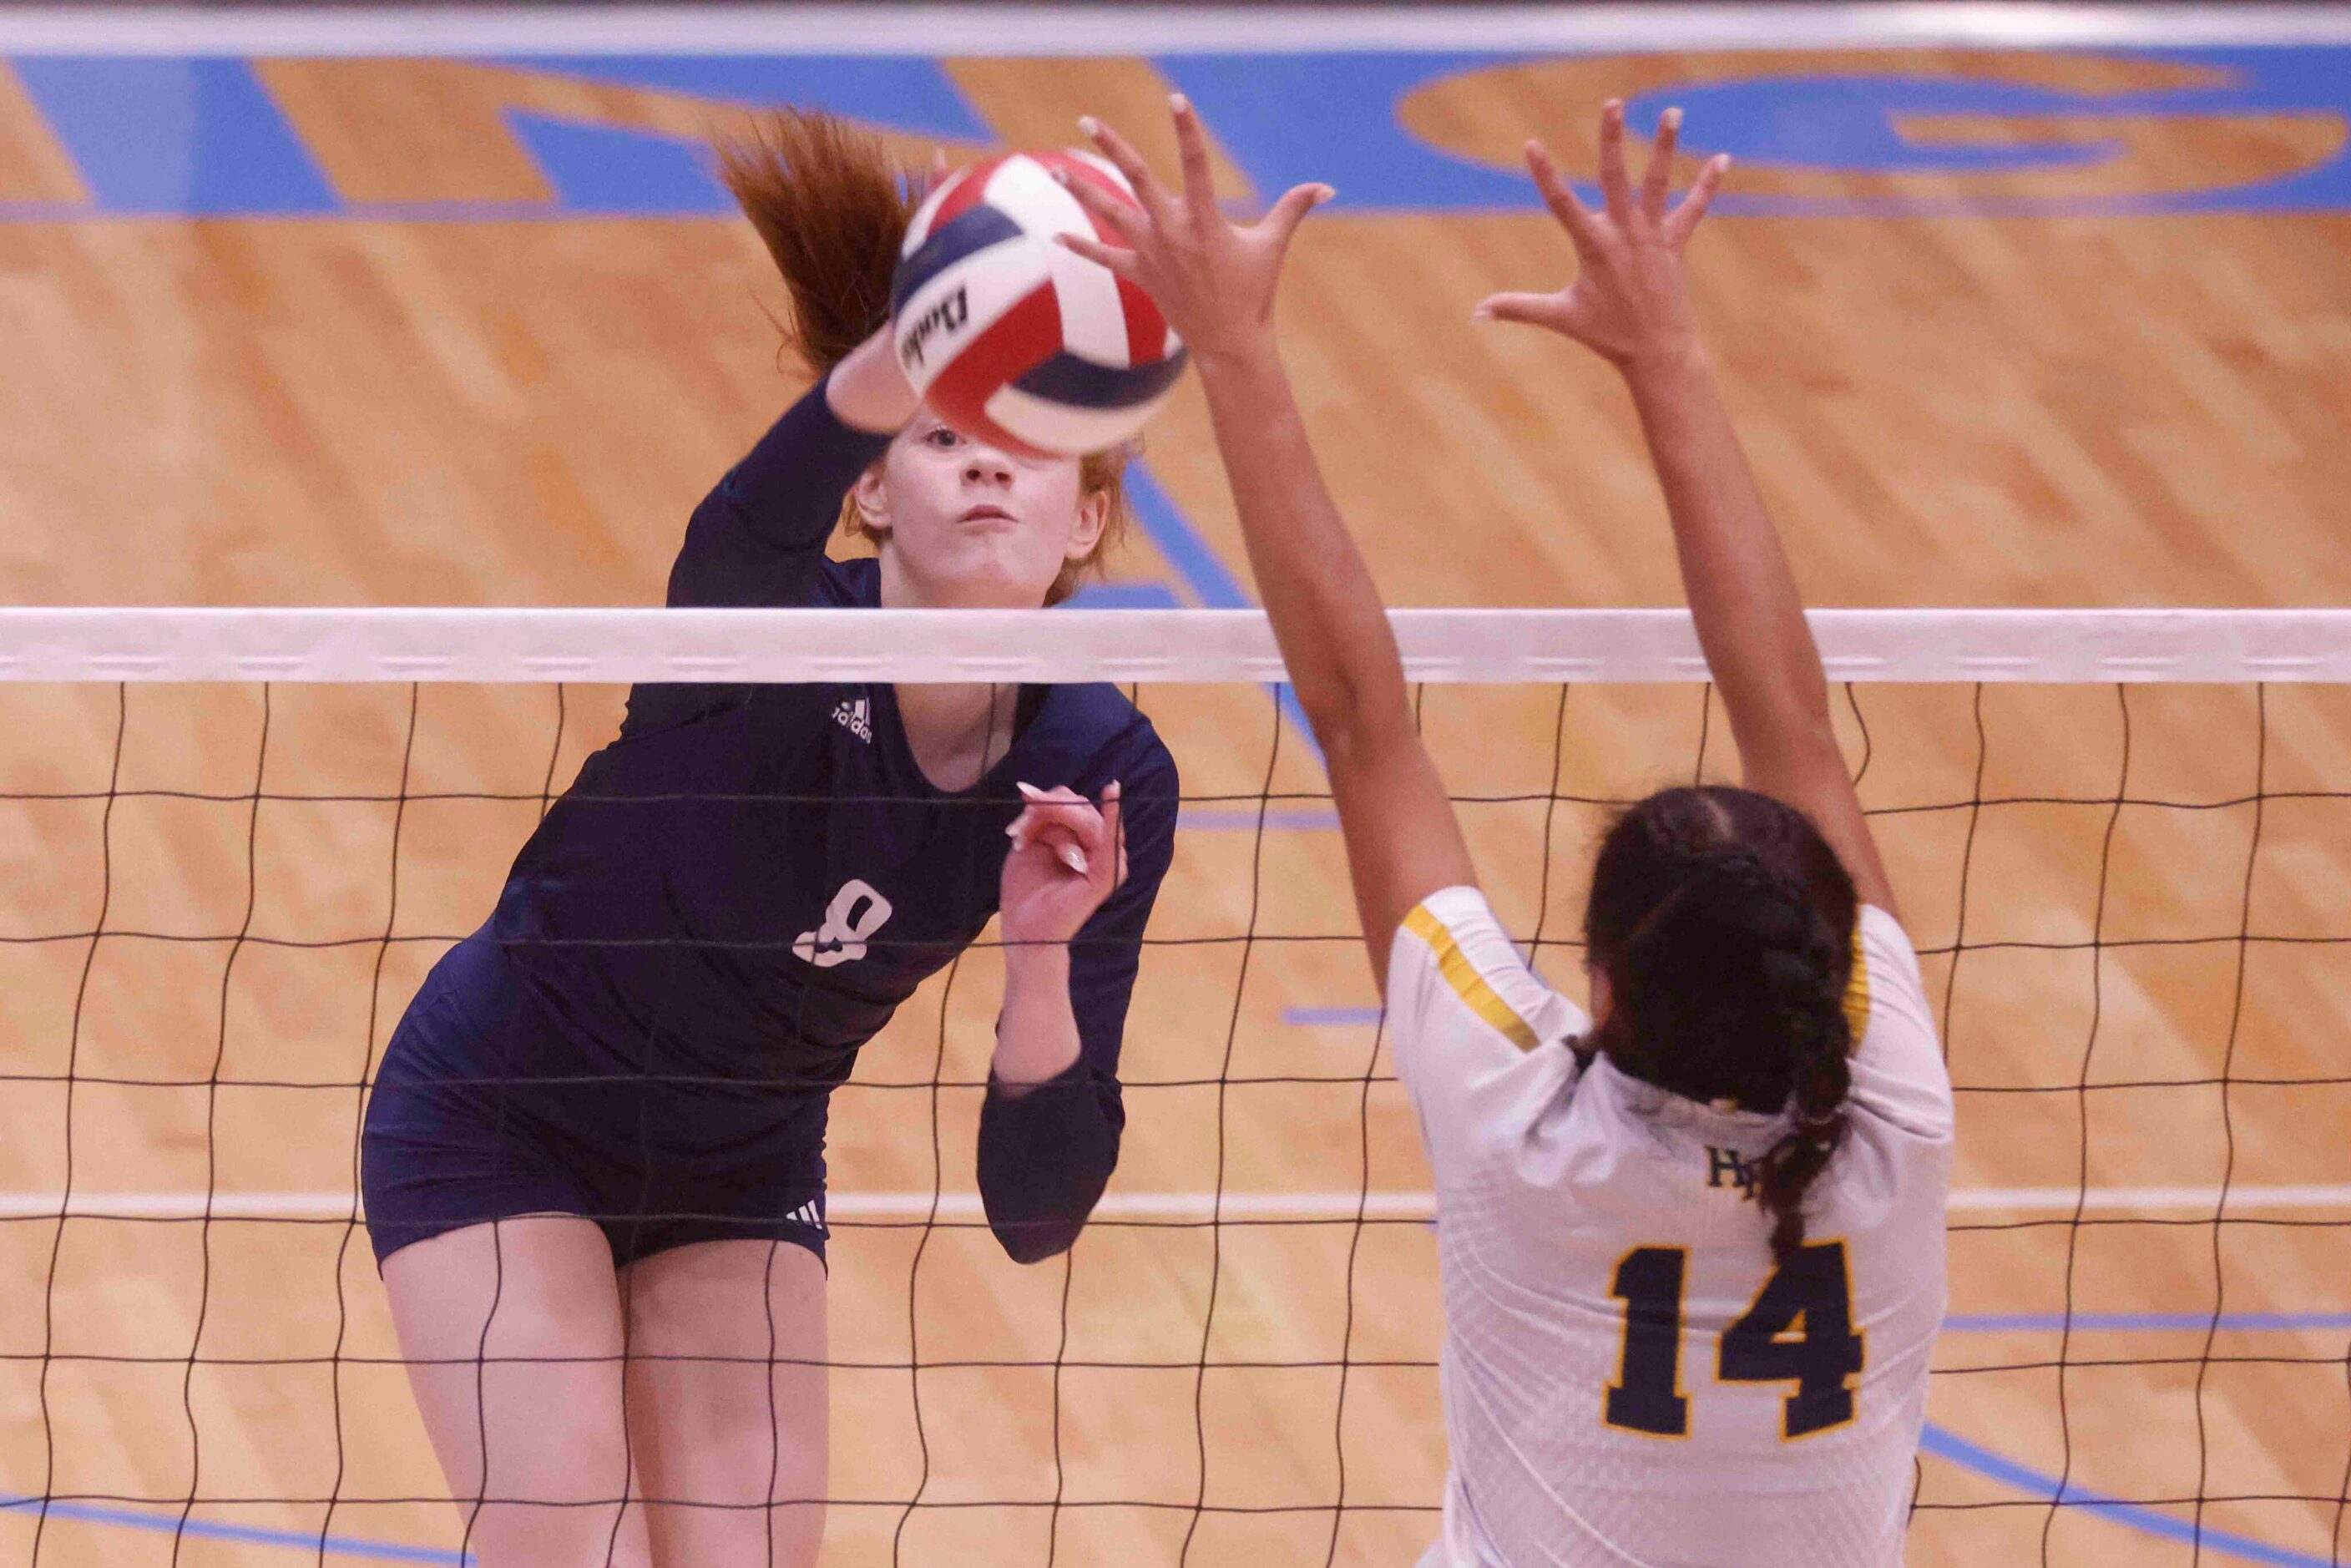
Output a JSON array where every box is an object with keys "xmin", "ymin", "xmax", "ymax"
[{"xmin": 1389, "ymin": 887, "xmax": 1953, "ymax": 1568}]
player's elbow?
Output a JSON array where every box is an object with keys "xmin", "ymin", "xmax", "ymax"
[
  {"xmin": 991, "ymin": 1211, "xmax": 1085, "ymax": 1266},
  {"xmin": 1307, "ymin": 680, "xmax": 1416, "ymax": 771},
  {"xmin": 976, "ymin": 1074, "xmax": 1121, "ymax": 1265}
]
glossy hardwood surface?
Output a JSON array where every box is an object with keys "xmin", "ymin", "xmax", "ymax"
[{"xmin": 1, "ymin": 45, "xmax": 2348, "ymax": 1568}]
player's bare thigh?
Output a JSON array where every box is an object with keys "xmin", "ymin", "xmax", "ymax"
[
  {"xmin": 621, "ymin": 1238, "xmax": 829, "ymax": 1568},
  {"xmin": 380, "ymin": 1213, "xmax": 654, "ymax": 1568}
]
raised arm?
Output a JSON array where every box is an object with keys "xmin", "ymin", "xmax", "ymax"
[
  {"xmin": 1056, "ymin": 101, "xmax": 1474, "ymax": 994},
  {"xmin": 664, "ymin": 331, "xmax": 916, "ymax": 609},
  {"xmin": 1477, "ymin": 103, "xmax": 1896, "ymax": 916}
]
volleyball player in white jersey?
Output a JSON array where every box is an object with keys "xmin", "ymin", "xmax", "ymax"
[{"xmin": 1059, "ymin": 99, "xmax": 1952, "ymax": 1566}]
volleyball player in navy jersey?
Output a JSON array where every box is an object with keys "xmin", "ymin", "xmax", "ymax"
[{"xmin": 360, "ymin": 114, "xmax": 1178, "ymax": 1568}]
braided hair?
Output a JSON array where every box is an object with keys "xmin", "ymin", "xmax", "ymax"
[{"xmin": 1583, "ymin": 787, "xmax": 1858, "ymax": 1264}]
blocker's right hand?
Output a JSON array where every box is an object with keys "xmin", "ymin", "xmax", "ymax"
[
  {"xmin": 1474, "ymin": 101, "xmax": 1731, "ymax": 372},
  {"xmin": 1052, "ymin": 96, "xmax": 1332, "ymax": 367}
]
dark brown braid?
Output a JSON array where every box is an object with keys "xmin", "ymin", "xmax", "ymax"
[{"xmin": 1584, "ymin": 787, "xmax": 1858, "ymax": 1264}]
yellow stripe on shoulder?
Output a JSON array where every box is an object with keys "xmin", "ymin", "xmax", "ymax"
[
  {"xmin": 1843, "ymin": 928, "xmax": 1873, "ymax": 1041},
  {"xmin": 1403, "ymin": 903, "xmax": 1541, "ymax": 1054}
]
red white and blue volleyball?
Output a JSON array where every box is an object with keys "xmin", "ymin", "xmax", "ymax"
[{"xmin": 890, "ymin": 151, "xmax": 1189, "ymax": 458}]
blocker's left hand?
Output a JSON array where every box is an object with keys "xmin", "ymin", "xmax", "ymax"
[
  {"xmin": 999, "ymin": 781, "xmax": 1126, "ymax": 949},
  {"xmin": 1053, "ymin": 97, "xmax": 1333, "ymax": 366},
  {"xmin": 1472, "ymin": 101, "xmax": 1731, "ymax": 372}
]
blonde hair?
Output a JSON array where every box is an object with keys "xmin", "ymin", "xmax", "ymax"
[{"xmin": 718, "ymin": 110, "xmax": 1130, "ymax": 605}]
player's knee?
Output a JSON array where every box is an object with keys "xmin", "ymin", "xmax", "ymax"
[{"xmin": 476, "ymin": 1419, "xmax": 635, "ymax": 1506}]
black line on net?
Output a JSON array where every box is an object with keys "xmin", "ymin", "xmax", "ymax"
[
  {"xmin": 2332, "ymin": 1346, "xmax": 2351, "ymax": 1565},
  {"xmin": 1848, "ymin": 680, "xmax": 1929, "ymax": 1525},
  {"xmin": 31, "ymin": 683, "xmax": 124, "ymax": 1568},
  {"xmin": 761, "ymin": 1233, "xmax": 786, "ymax": 1568},
  {"xmin": 318, "ymin": 681, "xmax": 421, "ymax": 1567},
  {"xmin": 13, "ymin": 781, "xmax": 2347, "ymax": 813},
  {"xmin": 35, "ymin": 1482, "xmax": 2351, "ymax": 1516},
  {"xmin": 1844, "ymin": 682, "xmax": 1873, "ymax": 790},
  {"xmin": 2041, "ymin": 684, "xmax": 2131, "ymax": 1568},
  {"xmin": 1178, "ymin": 682, "xmax": 1284, "ymax": 1568},
  {"xmin": 11, "ymin": 680, "xmax": 2349, "ymax": 1557},
  {"xmin": 1692, "ymin": 681, "xmax": 1712, "ymax": 786},
  {"xmin": 1939, "ymin": 685, "xmax": 1990, "ymax": 1068},
  {"xmin": 469, "ymin": 763, "xmax": 523, "ymax": 1562},
  {"xmin": 2189, "ymin": 685, "xmax": 2265, "ymax": 1565},
  {"xmin": 14, "ymin": 1209, "xmax": 2351, "ymax": 1236},
  {"xmin": 28, "ymin": 1486, "xmax": 2351, "ymax": 1515},
  {"xmin": 9, "ymin": 1063, "xmax": 2351, "ymax": 1095},
  {"xmin": 888, "ymin": 895, "xmax": 968, "ymax": 1565},
  {"xmin": 18, "ymin": 1489, "xmax": 1458, "ymax": 1515},
  {"xmin": 21, "ymin": 1342, "xmax": 2351, "ymax": 1375},
  {"xmin": 172, "ymin": 683, "xmax": 270, "ymax": 1568},
  {"xmin": 1044, "ymin": 1230, "xmax": 1077, "ymax": 1567},
  {"xmin": 8, "ymin": 923, "xmax": 2350, "ymax": 953}
]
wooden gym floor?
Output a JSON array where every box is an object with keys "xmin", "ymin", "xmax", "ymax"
[{"xmin": 1, "ymin": 8, "xmax": 2348, "ymax": 1565}]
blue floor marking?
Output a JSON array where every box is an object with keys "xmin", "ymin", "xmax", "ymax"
[
  {"xmin": 1123, "ymin": 460, "xmax": 1322, "ymax": 760},
  {"xmin": 1123, "ymin": 460, "xmax": 1249, "ymax": 609},
  {"xmin": 1918, "ymin": 1424, "xmax": 2339, "ymax": 1568},
  {"xmin": 1066, "ymin": 579, "xmax": 1185, "ymax": 610},
  {"xmin": 491, "ymin": 55, "xmax": 987, "ymax": 142},
  {"xmin": 8, "ymin": 48, "xmax": 2351, "ymax": 217},
  {"xmin": 11, "ymin": 57, "xmax": 337, "ymax": 215},
  {"xmin": 1285, "ymin": 1005, "xmax": 1385, "ymax": 1026},
  {"xmin": 0, "ymin": 1494, "xmax": 468, "ymax": 1565}
]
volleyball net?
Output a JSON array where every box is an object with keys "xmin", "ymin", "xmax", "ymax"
[{"xmin": 1, "ymin": 606, "xmax": 2346, "ymax": 1568}]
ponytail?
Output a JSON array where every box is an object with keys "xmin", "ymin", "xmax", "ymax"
[
  {"xmin": 717, "ymin": 109, "xmax": 915, "ymax": 377},
  {"xmin": 1584, "ymin": 787, "xmax": 1858, "ymax": 1264},
  {"xmin": 1749, "ymin": 919, "xmax": 1853, "ymax": 1264}
]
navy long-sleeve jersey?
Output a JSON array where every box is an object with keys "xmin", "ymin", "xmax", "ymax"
[{"xmin": 480, "ymin": 379, "xmax": 1179, "ymax": 1263}]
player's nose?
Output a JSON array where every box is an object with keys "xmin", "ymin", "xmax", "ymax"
[{"xmin": 963, "ymin": 444, "xmax": 1016, "ymax": 485}]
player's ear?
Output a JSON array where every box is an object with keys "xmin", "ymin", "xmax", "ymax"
[
  {"xmin": 852, "ymin": 463, "xmax": 893, "ymax": 537},
  {"xmin": 1064, "ymin": 483, "xmax": 1110, "ymax": 561}
]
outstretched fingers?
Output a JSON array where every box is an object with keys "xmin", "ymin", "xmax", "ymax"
[
  {"xmin": 1054, "ymin": 230, "xmax": 1141, "ymax": 280},
  {"xmin": 1596, "ymin": 99, "xmax": 1635, "ymax": 227},
  {"xmin": 1662, "ymin": 152, "xmax": 1732, "ymax": 248},
  {"xmin": 1472, "ymin": 291, "xmax": 1572, "ymax": 330},
  {"xmin": 1524, "ymin": 139, "xmax": 1599, "ymax": 251},
  {"xmin": 1641, "ymin": 106, "xmax": 1681, "ymax": 222},
  {"xmin": 1257, "ymin": 181, "xmax": 1334, "ymax": 255},
  {"xmin": 1077, "ymin": 114, "xmax": 1173, "ymax": 225},
  {"xmin": 1055, "ymin": 164, "xmax": 1146, "ymax": 241},
  {"xmin": 1169, "ymin": 94, "xmax": 1218, "ymax": 219}
]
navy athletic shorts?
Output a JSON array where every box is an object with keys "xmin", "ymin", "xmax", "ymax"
[{"xmin": 361, "ymin": 933, "xmax": 831, "ymax": 1269}]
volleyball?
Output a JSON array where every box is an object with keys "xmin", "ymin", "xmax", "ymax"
[{"xmin": 890, "ymin": 149, "xmax": 1188, "ymax": 458}]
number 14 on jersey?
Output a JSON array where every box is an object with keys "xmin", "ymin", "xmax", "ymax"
[{"xmin": 1605, "ymin": 1242, "xmax": 1865, "ymax": 1441}]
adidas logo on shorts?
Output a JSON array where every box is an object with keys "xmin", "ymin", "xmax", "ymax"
[
  {"xmin": 832, "ymin": 696, "xmax": 872, "ymax": 743},
  {"xmin": 786, "ymin": 1199, "xmax": 827, "ymax": 1233}
]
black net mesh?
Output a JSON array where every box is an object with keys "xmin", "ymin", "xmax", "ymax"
[{"xmin": 0, "ymin": 674, "xmax": 2345, "ymax": 1567}]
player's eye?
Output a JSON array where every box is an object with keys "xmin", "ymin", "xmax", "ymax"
[{"xmin": 923, "ymin": 426, "xmax": 962, "ymax": 451}]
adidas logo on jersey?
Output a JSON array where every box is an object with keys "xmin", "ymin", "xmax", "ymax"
[{"xmin": 832, "ymin": 696, "xmax": 872, "ymax": 742}]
